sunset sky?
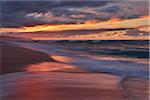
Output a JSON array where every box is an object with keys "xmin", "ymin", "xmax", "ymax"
[{"xmin": 0, "ymin": 0, "xmax": 149, "ymax": 40}]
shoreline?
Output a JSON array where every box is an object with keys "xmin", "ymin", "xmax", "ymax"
[
  {"xmin": 0, "ymin": 40, "xmax": 149, "ymax": 100},
  {"xmin": 2, "ymin": 40, "xmax": 149, "ymax": 79},
  {"xmin": 118, "ymin": 75, "xmax": 149, "ymax": 100}
]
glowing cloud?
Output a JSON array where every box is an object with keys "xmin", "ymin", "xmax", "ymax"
[{"xmin": 0, "ymin": 16, "xmax": 149, "ymax": 33}]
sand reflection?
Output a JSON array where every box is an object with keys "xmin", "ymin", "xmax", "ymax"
[
  {"xmin": 1, "ymin": 72, "xmax": 128, "ymax": 100},
  {"xmin": 51, "ymin": 55, "xmax": 75, "ymax": 63},
  {"xmin": 26, "ymin": 62, "xmax": 76, "ymax": 72}
]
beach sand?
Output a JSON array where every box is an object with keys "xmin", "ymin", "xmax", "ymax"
[
  {"xmin": 120, "ymin": 76, "xmax": 149, "ymax": 100},
  {"xmin": 0, "ymin": 42, "xmax": 55, "ymax": 74},
  {"xmin": 0, "ymin": 41, "xmax": 149, "ymax": 100},
  {"xmin": 1, "ymin": 72, "xmax": 128, "ymax": 100}
]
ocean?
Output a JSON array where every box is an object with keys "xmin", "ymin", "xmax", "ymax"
[
  {"xmin": 53, "ymin": 40, "xmax": 149, "ymax": 59},
  {"xmin": 8, "ymin": 40, "xmax": 149, "ymax": 79},
  {"xmin": 34, "ymin": 40, "xmax": 149, "ymax": 79}
]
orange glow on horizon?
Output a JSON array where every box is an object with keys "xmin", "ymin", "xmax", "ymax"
[{"xmin": 0, "ymin": 16, "xmax": 149, "ymax": 33}]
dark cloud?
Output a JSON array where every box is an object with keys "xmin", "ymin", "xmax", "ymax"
[
  {"xmin": 0, "ymin": 1, "xmax": 112, "ymax": 27},
  {"xmin": 101, "ymin": 6, "xmax": 121, "ymax": 13},
  {"xmin": 0, "ymin": 0, "xmax": 149, "ymax": 28},
  {"xmin": 1, "ymin": 1, "xmax": 111, "ymax": 13}
]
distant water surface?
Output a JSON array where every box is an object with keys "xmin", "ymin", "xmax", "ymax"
[{"xmin": 41, "ymin": 40, "xmax": 149, "ymax": 59}]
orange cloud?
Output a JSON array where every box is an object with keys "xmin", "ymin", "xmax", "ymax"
[
  {"xmin": 0, "ymin": 16, "xmax": 149, "ymax": 33},
  {"xmin": 84, "ymin": 20, "xmax": 100, "ymax": 24}
]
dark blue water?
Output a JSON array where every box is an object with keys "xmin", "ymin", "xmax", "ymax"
[{"xmin": 53, "ymin": 40, "xmax": 149, "ymax": 59}]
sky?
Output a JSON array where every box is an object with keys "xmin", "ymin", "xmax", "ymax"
[{"xmin": 0, "ymin": 0, "xmax": 149, "ymax": 40}]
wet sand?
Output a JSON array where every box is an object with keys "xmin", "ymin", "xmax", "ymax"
[
  {"xmin": 120, "ymin": 76, "xmax": 149, "ymax": 100},
  {"xmin": 0, "ymin": 42, "xmax": 55, "ymax": 74},
  {"xmin": 1, "ymin": 72, "xmax": 128, "ymax": 100}
]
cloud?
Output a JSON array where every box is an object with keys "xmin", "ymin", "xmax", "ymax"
[
  {"xmin": 0, "ymin": 1, "xmax": 149, "ymax": 27},
  {"xmin": 0, "ymin": 0, "xmax": 112, "ymax": 27},
  {"xmin": 0, "ymin": 16, "xmax": 149, "ymax": 33},
  {"xmin": 26, "ymin": 11, "xmax": 83, "ymax": 24}
]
